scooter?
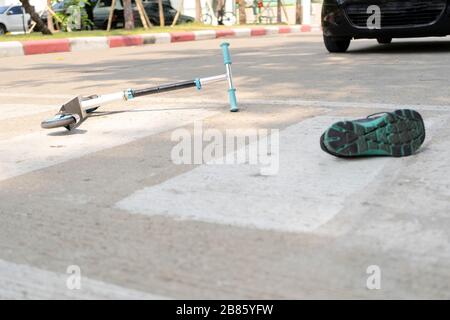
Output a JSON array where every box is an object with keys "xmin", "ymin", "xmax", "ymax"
[{"xmin": 41, "ymin": 42, "xmax": 238, "ymax": 131}]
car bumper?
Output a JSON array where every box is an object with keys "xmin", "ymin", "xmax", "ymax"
[{"xmin": 322, "ymin": 0, "xmax": 450, "ymax": 39}]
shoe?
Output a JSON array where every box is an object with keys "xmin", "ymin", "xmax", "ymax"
[{"xmin": 320, "ymin": 109, "xmax": 426, "ymax": 158}]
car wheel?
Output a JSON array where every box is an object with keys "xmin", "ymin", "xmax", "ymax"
[
  {"xmin": 323, "ymin": 36, "xmax": 351, "ymax": 53},
  {"xmin": 377, "ymin": 38, "xmax": 392, "ymax": 44},
  {"xmin": 0, "ymin": 24, "xmax": 6, "ymax": 35}
]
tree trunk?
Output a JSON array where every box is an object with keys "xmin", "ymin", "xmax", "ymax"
[
  {"xmin": 238, "ymin": 0, "xmax": 246, "ymax": 24},
  {"xmin": 19, "ymin": 0, "xmax": 52, "ymax": 35},
  {"xmin": 195, "ymin": 0, "xmax": 202, "ymax": 22},
  {"xmin": 123, "ymin": 0, "xmax": 134, "ymax": 30},
  {"xmin": 277, "ymin": 0, "xmax": 281, "ymax": 23},
  {"xmin": 295, "ymin": 0, "xmax": 303, "ymax": 24},
  {"xmin": 158, "ymin": 0, "xmax": 165, "ymax": 26}
]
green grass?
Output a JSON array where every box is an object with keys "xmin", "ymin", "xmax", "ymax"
[{"xmin": 0, "ymin": 22, "xmax": 281, "ymax": 42}]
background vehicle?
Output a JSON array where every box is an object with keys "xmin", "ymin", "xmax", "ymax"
[
  {"xmin": 322, "ymin": 0, "xmax": 450, "ymax": 53},
  {"xmin": 93, "ymin": 0, "xmax": 194, "ymax": 29},
  {"xmin": 0, "ymin": 5, "xmax": 30, "ymax": 34}
]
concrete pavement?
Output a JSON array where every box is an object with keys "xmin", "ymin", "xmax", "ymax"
[{"xmin": 0, "ymin": 33, "xmax": 449, "ymax": 299}]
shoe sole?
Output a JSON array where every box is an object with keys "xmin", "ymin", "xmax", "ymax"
[{"xmin": 320, "ymin": 109, "xmax": 426, "ymax": 157}]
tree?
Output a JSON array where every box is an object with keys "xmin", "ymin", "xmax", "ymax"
[
  {"xmin": 20, "ymin": 0, "xmax": 52, "ymax": 34},
  {"xmin": 277, "ymin": 0, "xmax": 281, "ymax": 23},
  {"xmin": 123, "ymin": 0, "xmax": 134, "ymax": 30},
  {"xmin": 295, "ymin": 0, "xmax": 303, "ymax": 24},
  {"xmin": 238, "ymin": 0, "xmax": 246, "ymax": 24},
  {"xmin": 195, "ymin": 0, "xmax": 202, "ymax": 22}
]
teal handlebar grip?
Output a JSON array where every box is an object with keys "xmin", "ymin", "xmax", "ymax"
[
  {"xmin": 228, "ymin": 88, "xmax": 238, "ymax": 112},
  {"xmin": 220, "ymin": 42, "xmax": 232, "ymax": 65},
  {"xmin": 220, "ymin": 42, "xmax": 238, "ymax": 112}
]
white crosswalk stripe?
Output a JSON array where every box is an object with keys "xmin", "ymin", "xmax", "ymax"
[
  {"xmin": 0, "ymin": 104, "xmax": 217, "ymax": 182},
  {"xmin": 0, "ymin": 259, "xmax": 167, "ymax": 300},
  {"xmin": 0, "ymin": 104, "xmax": 56, "ymax": 121},
  {"xmin": 116, "ymin": 116, "xmax": 390, "ymax": 233}
]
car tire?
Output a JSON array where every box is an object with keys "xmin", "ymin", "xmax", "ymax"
[
  {"xmin": 377, "ymin": 37, "xmax": 392, "ymax": 44},
  {"xmin": 0, "ymin": 24, "xmax": 6, "ymax": 35},
  {"xmin": 323, "ymin": 36, "xmax": 351, "ymax": 53}
]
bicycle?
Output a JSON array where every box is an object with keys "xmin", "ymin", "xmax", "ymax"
[{"xmin": 202, "ymin": 0, "xmax": 236, "ymax": 26}]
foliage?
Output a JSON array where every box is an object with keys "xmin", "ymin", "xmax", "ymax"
[{"xmin": 51, "ymin": 0, "xmax": 93, "ymax": 31}]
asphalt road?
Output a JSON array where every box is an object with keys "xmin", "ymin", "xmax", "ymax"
[{"xmin": 0, "ymin": 32, "xmax": 449, "ymax": 299}]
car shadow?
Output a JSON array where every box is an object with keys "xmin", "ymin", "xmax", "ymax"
[{"xmin": 349, "ymin": 40, "xmax": 450, "ymax": 54}]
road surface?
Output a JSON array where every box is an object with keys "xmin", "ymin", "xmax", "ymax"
[{"xmin": 0, "ymin": 32, "xmax": 449, "ymax": 299}]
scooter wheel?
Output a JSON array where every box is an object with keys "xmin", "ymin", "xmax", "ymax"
[{"xmin": 41, "ymin": 114, "xmax": 76, "ymax": 129}]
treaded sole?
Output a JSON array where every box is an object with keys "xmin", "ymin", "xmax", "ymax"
[{"xmin": 321, "ymin": 109, "xmax": 426, "ymax": 158}]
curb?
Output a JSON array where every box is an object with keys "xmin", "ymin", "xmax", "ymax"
[{"xmin": 0, "ymin": 25, "xmax": 319, "ymax": 58}]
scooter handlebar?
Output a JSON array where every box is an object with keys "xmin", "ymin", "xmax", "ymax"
[{"xmin": 220, "ymin": 42, "xmax": 232, "ymax": 65}]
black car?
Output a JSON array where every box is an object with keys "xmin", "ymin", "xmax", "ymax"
[{"xmin": 322, "ymin": 0, "xmax": 450, "ymax": 52}]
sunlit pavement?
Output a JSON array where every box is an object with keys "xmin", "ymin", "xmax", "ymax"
[{"xmin": 0, "ymin": 33, "xmax": 449, "ymax": 299}]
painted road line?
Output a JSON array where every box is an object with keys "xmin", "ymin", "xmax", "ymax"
[
  {"xmin": 232, "ymin": 28, "xmax": 251, "ymax": 38},
  {"xmin": 0, "ymin": 105, "xmax": 217, "ymax": 182},
  {"xmin": 194, "ymin": 30, "xmax": 217, "ymax": 41},
  {"xmin": 116, "ymin": 116, "xmax": 390, "ymax": 233},
  {"xmin": 22, "ymin": 39, "xmax": 71, "ymax": 55},
  {"xmin": 70, "ymin": 37, "xmax": 109, "ymax": 52},
  {"xmin": 171, "ymin": 32, "xmax": 196, "ymax": 43},
  {"xmin": 0, "ymin": 41, "xmax": 23, "ymax": 58},
  {"xmin": 108, "ymin": 35, "xmax": 144, "ymax": 48},
  {"xmin": 0, "ymin": 259, "xmax": 167, "ymax": 299},
  {"xmin": 0, "ymin": 104, "xmax": 56, "ymax": 121},
  {"xmin": 215, "ymin": 29, "xmax": 235, "ymax": 38},
  {"xmin": 153, "ymin": 33, "xmax": 172, "ymax": 44}
]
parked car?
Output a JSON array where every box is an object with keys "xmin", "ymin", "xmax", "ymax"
[
  {"xmin": 322, "ymin": 0, "xmax": 450, "ymax": 52},
  {"xmin": 0, "ymin": 5, "xmax": 30, "ymax": 35},
  {"xmin": 93, "ymin": 0, "xmax": 194, "ymax": 29}
]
